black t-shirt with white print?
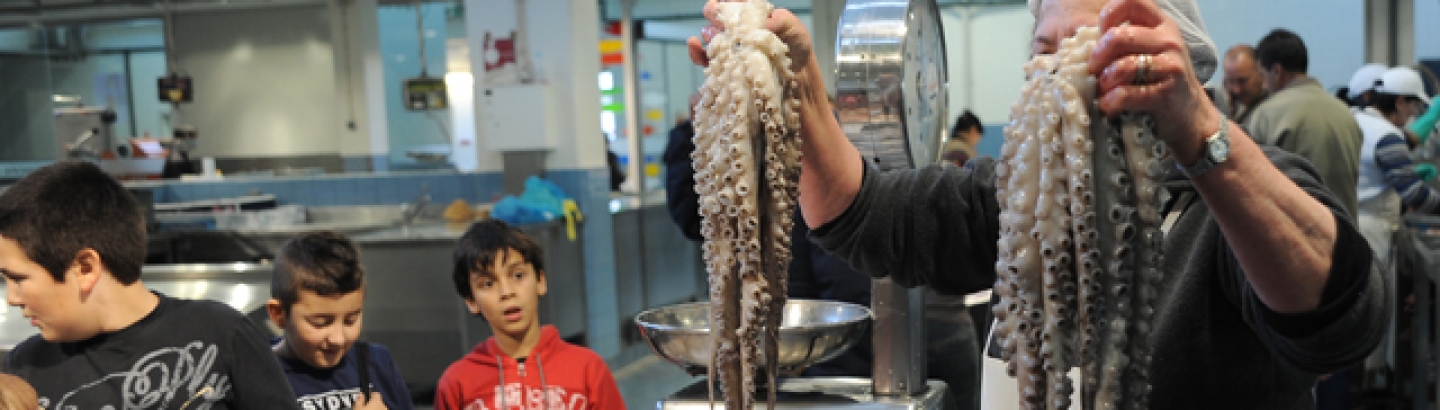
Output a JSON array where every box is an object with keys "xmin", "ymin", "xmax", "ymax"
[{"xmin": 4, "ymin": 292, "xmax": 301, "ymax": 410}]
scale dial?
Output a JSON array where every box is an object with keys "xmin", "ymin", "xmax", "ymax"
[{"xmin": 835, "ymin": 0, "xmax": 949, "ymax": 170}]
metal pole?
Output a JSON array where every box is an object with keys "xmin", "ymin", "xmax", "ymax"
[
  {"xmin": 619, "ymin": 0, "xmax": 642, "ymax": 194},
  {"xmin": 872, "ymin": 277, "xmax": 927, "ymax": 396}
]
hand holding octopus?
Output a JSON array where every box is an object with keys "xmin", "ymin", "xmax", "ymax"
[{"xmin": 1088, "ymin": 0, "xmax": 1223, "ymax": 166}]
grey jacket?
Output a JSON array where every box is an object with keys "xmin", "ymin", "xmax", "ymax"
[{"xmin": 811, "ymin": 147, "xmax": 1388, "ymax": 409}]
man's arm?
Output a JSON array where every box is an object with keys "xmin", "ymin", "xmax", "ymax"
[
  {"xmin": 1185, "ymin": 120, "xmax": 1340, "ymax": 313},
  {"xmin": 1225, "ymin": 147, "xmax": 1387, "ymax": 373},
  {"xmin": 810, "ymin": 160, "xmax": 1000, "ymax": 296},
  {"xmin": 792, "ymin": 57, "xmax": 866, "ymax": 228}
]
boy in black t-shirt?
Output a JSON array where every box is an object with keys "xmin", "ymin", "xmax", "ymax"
[
  {"xmin": 266, "ymin": 231, "xmax": 412, "ymax": 410},
  {"xmin": 0, "ymin": 160, "xmax": 300, "ymax": 409}
]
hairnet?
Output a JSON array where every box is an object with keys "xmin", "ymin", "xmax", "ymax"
[{"xmin": 1028, "ymin": 0, "xmax": 1219, "ymax": 83}]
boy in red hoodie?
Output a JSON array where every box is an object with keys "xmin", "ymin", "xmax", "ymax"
[{"xmin": 435, "ymin": 220, "xmax": 624, "ymax": 410}]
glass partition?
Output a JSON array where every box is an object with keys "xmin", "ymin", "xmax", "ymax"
[{"xmin": 0, "ymin": 19, "xmax": 167, "ymax": 163}]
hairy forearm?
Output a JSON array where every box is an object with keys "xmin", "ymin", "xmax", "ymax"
[
  {"xmin": 793, "ymin": 57, "xmax": 864, "ymax": 228},
  {"xmin": 1194, "ymin": 122, "xmax": 1337, "ymax": 313}
]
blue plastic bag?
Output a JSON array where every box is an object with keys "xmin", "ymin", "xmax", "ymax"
[{"xmin": 491, "ymin": 176, "xmax": 571, "ymax": 225}]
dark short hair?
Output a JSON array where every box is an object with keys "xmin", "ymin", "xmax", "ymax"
[
  {"xmin": 451, "ymin": 220, "xmax": 544, "ymax": 300},
  {"xmin": 1255, "ymin": 29, "xmax": 1307, "ymax": 74},
  {"xmin": 271, "ymin": 231, "xmax": 365, "ymax": 311},
  {"xmin": 950, "ymin": 110, "xmax": 983, "ymax": 139},
  {"xmin": 0, "ymin": 161, "xmax": 145, "ymax": 284}
]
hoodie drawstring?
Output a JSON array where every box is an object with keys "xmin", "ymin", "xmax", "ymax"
[
  {"xmin": 537, "ymin": 353, "xmax": 550, "ymax": 409},
  {"xmin": 495, "ymin": 354, "xmax": 506, "ymax": 409},
  {"xmin": 495, "ymin": 353, "xmax": 551, "ymax": 409}
]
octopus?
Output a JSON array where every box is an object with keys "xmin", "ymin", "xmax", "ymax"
[
  {"xmin": 690, "ymin": 0, "xmax": 804, "ymax": 409},
  {"xmin": 992, "ymin": 26, "xmax": 1171, "ymax": 410}
]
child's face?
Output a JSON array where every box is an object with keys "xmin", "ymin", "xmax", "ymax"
[
  {"xmin": 463, "ymin": 249, "xmax": 547, "ymax": 339},
  {"xmin": 0, "ymin": 235, "xmax": 92, "ymax": 342},
  {"xmin": 268, "ymin": 288, "xmax": 365, "ymax": 370}
]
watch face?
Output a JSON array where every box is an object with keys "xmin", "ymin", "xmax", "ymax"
[{"xmin": 1209, "ymin": 135, "xmax": 1230, "ymax": 162}]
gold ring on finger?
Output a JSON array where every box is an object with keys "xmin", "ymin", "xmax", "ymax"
[{"xmin": 1134, "ymin": 54, "xmax": 1152, "ymax": 85}]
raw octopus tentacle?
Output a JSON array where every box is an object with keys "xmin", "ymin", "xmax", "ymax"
[
  {"xmin": 693, "ymin": 0, "xmax": 802, "ymax": 409},
  {"xmin": 996, "ymin": 26, "xmax": 1170, "ymax": 410}
]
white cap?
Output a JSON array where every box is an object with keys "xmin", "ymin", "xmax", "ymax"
[
  {"xmin": 1346, "ymin": 64, "xmax": 1387, "ymax": 99},
  {"xmin": 1378, "ymin": 67, "xmax": 1431, "ymax": 105}
]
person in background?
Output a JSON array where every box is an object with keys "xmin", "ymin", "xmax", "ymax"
[
  {"xmin": 688, "ymin": 0, "xmax": 1388, "ymax": 407},
  {"xmin": 1346, "ymin": 64, "xmax": 1389, "ymax": 110},
  {"xmin": 1221, "ymin": 44, "xmax": 1268, "ymax": 125},
  {"xmin": 1246, "ymin": 28, "xmax": 1363, "ymax": 216},
  {"xmin": 267, "ymin": 231, "xmax": 412, "ymax": 410},
  {"xmin": 1377, "ymin": 67, "xmax": 1437, "ymax": 181},
  {"xmin": 0, "ymin": 373, "xmax": 38, "ymax": 410},
  {"xmin": 664, "ymin": 93, "xmax": 703, "ymax": 239},
  {"xmin": 0, "ymin": 161, "xmax": 300, "ymax": 409},
  {"xmin": 606, "ymin": 133, "xmax": 626, "ymax": 192},
  {"xmin": 944, "ymin": 110, "xmax": 984, "ymax": 167},
  {"xmin": 1379, "ymin": 67, "xmax": 1439, "ymax": 148},
  {"xmin": 434, "ymin": 220, "xmax": 624, "ymax": 410}
]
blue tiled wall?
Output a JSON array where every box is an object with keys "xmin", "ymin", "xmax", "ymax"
[{"xmin": 149, "ymin": 172, "xmax": 507, "ymax": 206}]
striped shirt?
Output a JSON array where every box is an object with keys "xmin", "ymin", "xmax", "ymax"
[{"xmin": 1373, "ymin": 133, "xmax": 1440, "ymax": 213}]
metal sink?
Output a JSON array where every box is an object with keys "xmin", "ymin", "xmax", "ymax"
[
  {"xmin": 236, "ymin": 205, "xmax": 415, "ymax": 234},
  {"xmin": 201, "ymin": 205, "xmax": 443, "ymax": 235}
]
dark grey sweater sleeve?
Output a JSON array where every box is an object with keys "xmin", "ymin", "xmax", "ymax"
[
  {"xmin": 1224, "ymin": 147, "xmax": 1389, "ymax": 374},
  {"xmin": 810, "ymin": 158, "xmax": 1000, "ymax": 296}
]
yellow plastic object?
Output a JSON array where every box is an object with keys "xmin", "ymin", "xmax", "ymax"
[
  {"xmin": 562, "ymin": 199, "xmax": 583, "ymax": 241},
  {"xmin": 443, "ymin": 199, "xmax": 476, "ymax": 223}
]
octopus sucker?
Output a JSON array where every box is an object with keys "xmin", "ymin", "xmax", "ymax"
[
  {"xmin": 693, "ymin": 0, "xmax": 802, "ymax": 408},
  {"xmin": 996, "ymin": 26, "xmax": 1171, "ymax": 410}
]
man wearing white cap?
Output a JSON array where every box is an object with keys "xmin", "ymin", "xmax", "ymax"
[
  {"xmin": 1378, "ymin": 67, "xmax": 1438, "ymax": 146},
  {"xmin": 1345, "ymin": 63, "xmax": 1388, "ymax": 110}
]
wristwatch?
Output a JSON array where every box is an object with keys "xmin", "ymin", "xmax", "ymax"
[{"xmin": 1177, "ymin": 115, "xmax": 1230, "ymax": 178}]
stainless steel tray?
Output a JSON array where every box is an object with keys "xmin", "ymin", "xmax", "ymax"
[{"xmin": 635, "ymin": 299, "xmax": 872, "ymax": 376}]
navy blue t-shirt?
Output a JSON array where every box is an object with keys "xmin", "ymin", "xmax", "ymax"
[{"xmin": 273, "ymin": 339, "xmax": 414, "ymax": 410}]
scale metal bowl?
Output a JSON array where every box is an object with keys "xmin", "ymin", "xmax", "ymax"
[{"xmin": 635, "ymin": 299, "xmax": 872, "ymax": 377}]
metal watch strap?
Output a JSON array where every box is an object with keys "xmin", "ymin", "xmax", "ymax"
[{"xmin": 1178, "ymin": 115, "xmax": 1228, "ymax": 178}]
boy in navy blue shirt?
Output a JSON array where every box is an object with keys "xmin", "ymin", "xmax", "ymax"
[{"xmin": 266, "ymin": 231, "xmax": 413, "ymax": 410}]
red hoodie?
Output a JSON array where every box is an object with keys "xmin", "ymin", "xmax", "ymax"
[{"xmin": 434, "ymin": 325, "xmax": 625, "ymax": 410}]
